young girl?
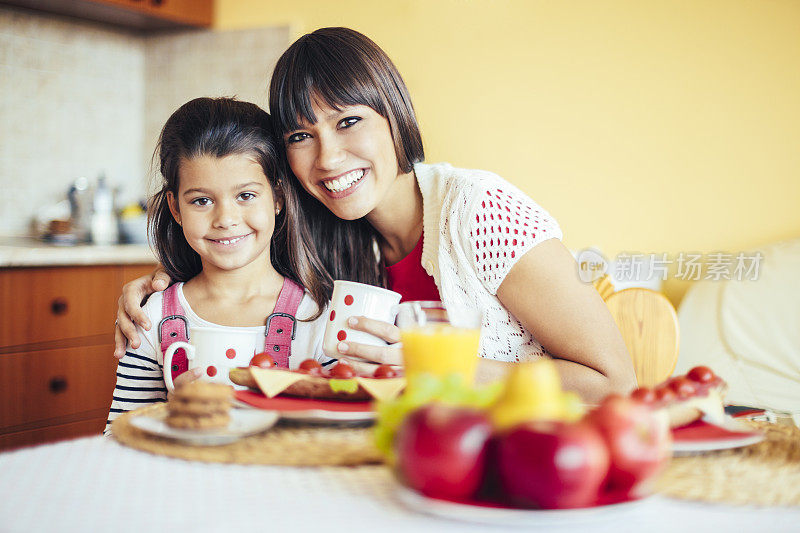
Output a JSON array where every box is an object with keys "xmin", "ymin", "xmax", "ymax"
[
  {"xmin": 106, "ymin": 97, "xmax": 333, "ymax": 432},
  {"xmin": 116, "ymin": 29, "xmax": 637, "ymax": 403}
]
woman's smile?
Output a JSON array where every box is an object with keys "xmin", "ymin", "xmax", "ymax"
[{"xmin": 321, "ymin": 168, "xmax": 368, "ymax": 197}]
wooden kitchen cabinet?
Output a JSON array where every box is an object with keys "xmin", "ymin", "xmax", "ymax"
[
  {"xmin": 0, "ymin": 266, "xmax": 120, "ymax": 348},
  {"xmin": 1, "ymin": 0, "xmax": 213, "ymax": 31},
  {"xmin": 0, "ymin": 263, "xmax": 156, "ymax": 450}
]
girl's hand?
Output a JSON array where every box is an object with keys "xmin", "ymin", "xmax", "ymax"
[
  {"xmin": 166, "ymin": 368, "xmax": 202, "ymax": 400},
  {"xmin": 334, "ymin": 316, "xmax": 403, "ymax": 365},
  {"xmin": 113, "ymin": 268, "xmax": 171, "ymax": 359}
]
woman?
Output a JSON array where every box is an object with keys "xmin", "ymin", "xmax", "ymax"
[{"xmin": 116, "ymin": 27, "xmax": 635, "ymax": 402}]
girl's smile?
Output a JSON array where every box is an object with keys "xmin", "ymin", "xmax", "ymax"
[{"xmin": 206, "ymin": 232, "xmax": 254, "ymax": 250}]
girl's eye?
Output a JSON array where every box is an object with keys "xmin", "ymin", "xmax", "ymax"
[
  {"xmin": 190, "ymin": 197, "xmax": 211, "ymax": 206},
  {"xmin": 238, "ymin": 192, "xmax": 256, "ymax": 201},
  {"xmin": 286, "ymin": 132, "xmax": 310, "ymax": 144},
  {"xmin": 338, "ymin": 116, "xmax": 361, "ymax": 129}
]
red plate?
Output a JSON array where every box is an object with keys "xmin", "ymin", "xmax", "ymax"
[
  {"xmin": 671, "ymin": 416, "xmax": 764, "ymax": 454},
  {"xmin": 235, "ymin": 390, "xmax": 375, "ymax": 422}
]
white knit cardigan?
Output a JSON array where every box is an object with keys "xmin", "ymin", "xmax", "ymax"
[{"xmin": 414, "ymin": 162, "xmax": 563, "ymax": 362}]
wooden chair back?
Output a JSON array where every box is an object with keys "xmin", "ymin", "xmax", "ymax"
[{"xmin": 592, "ymin": 276, "xmax": 680, "ymax": 387}]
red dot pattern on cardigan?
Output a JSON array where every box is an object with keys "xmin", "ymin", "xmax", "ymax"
[{"xmin": 470, "ymin": 187, "xmax": 551, "ymax": 289}]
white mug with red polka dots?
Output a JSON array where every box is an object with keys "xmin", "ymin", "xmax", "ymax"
[
  {"xmin": 162, "ymin": 326, "xmax": 259, "ymax": 391},
  {"xmin": 322, "ymin": 280, "xmax": 402, "ymax": 359}
]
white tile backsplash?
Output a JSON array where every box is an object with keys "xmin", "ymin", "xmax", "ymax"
[
  {"xmin": 0, "ymin": 6, "xmax": 144, "ymax": 236},
  {"xmin": 0, "ymin": 5, "xmax": 289, "ymax": 237}
]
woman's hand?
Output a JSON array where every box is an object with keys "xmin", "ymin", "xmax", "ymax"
[
  {"xmin": 334, "ymin": 316, "xmax": 403, "ymax": 366},
  {"xmin": 113, "ymin": 268, "xmax": 171, "ymax": 358}
]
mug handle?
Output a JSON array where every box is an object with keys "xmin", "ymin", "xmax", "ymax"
[{"xmin": 163, "ymin": 341, "xmax": 194, "ymax": 392}]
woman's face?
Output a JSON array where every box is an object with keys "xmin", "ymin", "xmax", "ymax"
[{"xmin": 283, "ymin": 101, "xmax": 401, "ymax": 221}]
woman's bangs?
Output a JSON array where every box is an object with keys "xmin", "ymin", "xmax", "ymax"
[{"xmin": 276, "ymin": 48, "xmax": 383, "ymax": 134}]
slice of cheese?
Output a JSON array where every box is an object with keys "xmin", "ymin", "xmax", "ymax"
[
  {"xmin": 688, "ymin": 387, "xmax": 727, "ymax": 424},
  {"xmin": 250, "ymin": 367, "xmax": 306, "ymax": 398},
  {"xmin": 355, "ymin": 377, "xmax": 406, "ymax": 402}
]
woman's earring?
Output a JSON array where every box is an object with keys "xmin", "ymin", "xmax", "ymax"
[{"xmin": 275, "ymin": 207, "xmax": 281, "ymax": 215}]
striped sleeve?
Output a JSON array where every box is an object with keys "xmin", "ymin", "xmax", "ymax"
[{"xmin": 105, "ymin": 349, "xmax": 167, "ymax": 436}]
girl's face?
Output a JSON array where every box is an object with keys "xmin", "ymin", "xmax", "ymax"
[
  {"xmin": 167, "ymin": 154, "xmax": 280, "ymax": 275},
  {"xmin": 283, "ymin": 101, "xmax": 402, "ymax": 221}
]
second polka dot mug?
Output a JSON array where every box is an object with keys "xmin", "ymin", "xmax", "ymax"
[
  {"xmin": 163, "ymin": 326, "xmax": 260, "ymax": 391},
  {"xmin": 322, "ymin": 280, "xmax": 402, "ymax": 359}
]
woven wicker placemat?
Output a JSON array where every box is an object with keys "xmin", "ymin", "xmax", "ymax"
[
  {"xmin": 112, "ymin": 403, "xmax": 383, "ymax": 466},
  {"xmin": 657, "ymin": 421, "xmax": 800, "ymax": 506}
]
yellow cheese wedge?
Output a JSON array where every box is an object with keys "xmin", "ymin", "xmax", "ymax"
[
  {"xmin": 355, "ymin": 377, "xmax": 406, "ymax": 402},
  {"xmin": 250, "ymin": 367, "xmax": 306, "ymax": 398}
]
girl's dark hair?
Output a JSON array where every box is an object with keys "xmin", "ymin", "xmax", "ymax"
[
  {"xmin": 269, "ymin": 27, "xmax": 425, "ymax": 287},
  {"xmin": 150, "ymin": 97, "xmax": 330, "ymax": 317}
]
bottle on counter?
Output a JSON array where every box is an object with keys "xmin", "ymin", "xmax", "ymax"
[
  {"xmin": 90, "ymin": 174, "xmax": 119, "ymax": 245},
  {"xmin": 67, "ymin": 177, "xmax": 91, "ymax": 243}
]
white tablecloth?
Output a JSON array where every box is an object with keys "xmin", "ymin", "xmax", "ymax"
[{"xmin": 0, "ymin": 436, "xmax": 798, "ymax": 533}]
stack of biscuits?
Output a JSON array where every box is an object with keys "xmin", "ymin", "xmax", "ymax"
[{"xmin": 166, "ymin": 382, "xmax": 234, "ymax": 430}]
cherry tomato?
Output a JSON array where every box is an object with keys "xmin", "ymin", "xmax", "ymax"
[
  {"xmin": 631, "ymin": 387, "xmax": 657, "ymax": 404},
  {"xmin": 250, "ymin": 352, "xmax": 276, "ymax": 369},
  {"xmin": 298, "ymin": 359, "xmax": 323, "ymax": 373},
  {"xmin": 687, "ymin": 366, "xmax": 715, "ymax": 383},
  {"xmin": 330, "ymin": 361, "xmax": 356, "ymax": 379},
  {"xmin": 373, "ymin": 364, "xmax": 399, "ymax": 379},
  {"xmin": 655, "ymin": 386, "xmax": 676, "ymax": 403},
  {"xmin": 669, "ymin": 377, "xmax": 698, "ymax": 399}
]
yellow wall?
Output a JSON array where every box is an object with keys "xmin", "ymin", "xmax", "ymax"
[{"xmin": 216, "ymin": 0, "xmax": 800, "ymax": 304}]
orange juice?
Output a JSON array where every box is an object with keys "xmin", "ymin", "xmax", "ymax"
[{"xmin": 400, "ymin": 324, "xmax": 481, "ymax": 383}]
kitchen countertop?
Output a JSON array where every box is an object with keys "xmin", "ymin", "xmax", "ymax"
[{"xmin": 0, "ymin": 237, "xmax": 158, "ymax": 267}]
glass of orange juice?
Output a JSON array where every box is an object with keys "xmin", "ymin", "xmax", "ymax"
[{"xmin": 397, "ymin": 301, "xmax": 482, "ymax": 384}]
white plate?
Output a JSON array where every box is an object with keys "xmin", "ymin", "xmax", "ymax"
[
  {"xmin": 671, "ymin": 415, "xmax": 765, "ymax": 455},
  {"xmin": 130, "ymin": 408, "xmax": 279, "ymax": 446},
  {"xmin": 395, "ymin": 485, "xmax": 647, "ymax": 527}
]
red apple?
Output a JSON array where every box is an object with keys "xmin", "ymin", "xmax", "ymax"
[
  {"xmin": 497, "ymin": 421, "xmax": 610, "ymax": 509},
  {"xmin": 250, "ymin": 352, "xmax": 275, "ymax": 369},
  {"xmin": 586, "ymin": 394, "xmax": 671, "ymax": 499},
  {"xmin": 395, "ymin": 404, "xmax": 492, "ymax": 500}
]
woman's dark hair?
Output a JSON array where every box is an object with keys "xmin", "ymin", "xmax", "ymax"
[
  {"xmin": 269, "ymin": 27, "xmax": 424, "ymax": 173},
  {"xmin": 269, "ymin": 27, "xmax": 425, "ymax": 287},
  {"xmin": 150, "ymin": 97, "xmax": 330, "ymax": 316}
]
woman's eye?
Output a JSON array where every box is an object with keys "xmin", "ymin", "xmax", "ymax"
[
  {"xmin": 238, "ymin": 192, "xmax": 256, "ymax": 201},
  {"xmin": 339, "ymin": 116, "xmax": 361, "ymax": 129},
  {"xmin": 286, "ymin": 132, "xmax": 309, "ymax": 144},
  {"xmin": 190, "ymin": 197, "xmax": 211, "ymax": 206}
]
